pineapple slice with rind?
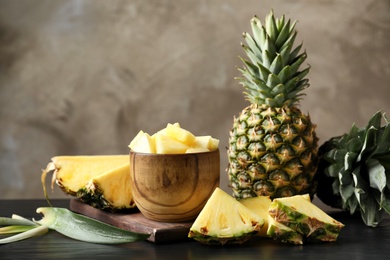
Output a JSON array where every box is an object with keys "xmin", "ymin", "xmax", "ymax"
[
  {"xmin": 269, "ymin": 195, "xmax": 344, "ymax": 242},
  {"xmin": 41, "ymin": 155, "xmax": 135, "ymax": 211},
  {"xmin": 267, "ymin": 215, "xmax": 303, "ymax": 245},
  {"xmin": 240, "ymin": 196, "xmax": 272, "ymax": 237},
  {"xmin": 241, "ymin": 194, "xmax": 312, "ymax": 242},
  {"xmin": 266, "ymin": 194, "xmax": 310, "ymax": 244},
  {"xmin": 42, "ymin": 155, "xmax": 129, "ymax": 195},
  {"xmin": 77, "ymin": 163, "xmax": 135, "ymax": 211},
  {"xmin": 188, "ymin": 187, "xmax": 264, "ymax": 245}
]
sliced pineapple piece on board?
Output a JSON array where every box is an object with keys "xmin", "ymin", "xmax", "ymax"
[
  {"xmin": 42, "ymin": 155, "xmax": 129, "ymax": 195},
  {"xmin": 268, "ymin": 195, "xmax": 344, "ymax": 242},
  {"xmin": 188, "ymin": 187, "xmax": 264, "ymax": 245},
  {"xmin": 77, "ymin": 163, "xmax": 135, "ymax": 211},
  {"xmin": 41, "ymin": 155, "xmax": 135, "ymax": 211}
]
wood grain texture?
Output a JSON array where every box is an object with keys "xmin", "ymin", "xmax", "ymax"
[
  {"xmin": 69, "ymin": 199, "xmax": 193, "ymax": 244},
  {"xmin": 129, "ymin": 149, "xmax": 220, "ymax": 222}
]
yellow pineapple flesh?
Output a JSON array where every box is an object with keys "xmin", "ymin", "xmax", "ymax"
[
  {"xmin": 240, "ymin": 196, "xmax": 272, "ymax": 237},
  {"xmin": 188, "ymin": 187, "xmax": 264, "ymax": 245},
  {"xmin": 154, "ymin": 133, "xmax": 189, "ymax": 154},
  {"xmin": 77, "ymin": 163, "xmax": 135, "ymax": 211},
  {"xmin": 268, "ymin": 195, "xmax": 345, "ymax": 242},
  {"xmin": 41, "ymin": 155, "xmax": 135, "ymax": 211},
  {"xmin": 129, "ymin": 123, "xmax": 219, "ymax": 154},
  {"xmin": 165, "ymin": 123, "xmax": 196, "ymax": 145}
]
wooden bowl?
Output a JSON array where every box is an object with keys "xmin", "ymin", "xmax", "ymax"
[{"xmin": 129, "ymin": 149, "xmax": 220, "ymax": 222}]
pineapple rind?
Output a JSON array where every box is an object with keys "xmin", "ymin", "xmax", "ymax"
[
  {"xmin": 42, "ymin": 155, "xmax": 134, "ymax": 211},
  {"xmin": 269, "ymin": 196, "xmax": 344, "ymax": 242},
  {"xmin": 267, "ymin": 215, "xmax": 303, "ymax": 245},
  {"xmin": 188, "ymin": 230, "xmax": 258, "ymax": 245},
  {"xmin": 228, "ymin": 105, "xmax": 318, "ymax": 200},
  {"xmin": 76, "ymin": 163, "xmax": 136, "ymax": 211}
]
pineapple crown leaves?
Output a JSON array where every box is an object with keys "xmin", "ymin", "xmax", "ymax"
[
  {"xmin": 237, "ymin": 10, "xmax": 310, "ymax": 108},
  {"xmin": 317, "ymin": 110, "xmax": 390, "ymax": 227}
]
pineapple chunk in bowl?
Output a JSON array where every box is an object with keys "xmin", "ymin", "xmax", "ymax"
[{"xmin": 128, "ymin": 123, "xmax": 220, "ymax": 222}]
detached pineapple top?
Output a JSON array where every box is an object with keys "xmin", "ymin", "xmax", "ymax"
[{"xmin": 238, "ymin": 11, "xmax": 310, "ymax": 107}]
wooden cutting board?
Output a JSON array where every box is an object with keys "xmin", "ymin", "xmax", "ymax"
[{"xmin": 69, "ymin": 199, "xmax": 193, "ymax": 244}]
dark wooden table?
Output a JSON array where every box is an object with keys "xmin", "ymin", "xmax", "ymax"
[{"xmin": 1, "ymin": 199, "xmax": 390, "ymax": 259}]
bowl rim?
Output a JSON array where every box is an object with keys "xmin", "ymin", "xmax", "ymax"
[{"xmin": 129, "ymin": 148, "xmax": 219, "ymax": 156}]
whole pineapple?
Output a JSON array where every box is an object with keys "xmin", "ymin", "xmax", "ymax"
[{"xmin": 227, "ymin": 11, "xmax": 319, "ymax": 200}]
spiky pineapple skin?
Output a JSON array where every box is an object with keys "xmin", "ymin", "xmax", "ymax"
[
  {"xmin": 228, "ymin": 104, "xmax": 318, "ymax": 200},
  {"xmin": 77, "ymin": 186, "xmax": 114, "ymax": 211},
  {"xmin": 76, "ymin": 184, "xmax": 135, "ymax": 212},
  {"xmin": 267, "ymin": 219, "xmax": 303, "ymax": 245},
  {"xmin": 188, "ymin": 230, "xmax": 258, "ymax": 246},
  {"xmin": 269, "ymin": 200, "xmax": 344, "ymax": 242}
]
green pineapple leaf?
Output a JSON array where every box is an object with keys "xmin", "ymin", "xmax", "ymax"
[
  {"xmin": 238, "ymin": 11, "xmax": 309, "ymax": 107},
  {"xmin": 316, "ymin": 110, "xmax": 390, "ymax": 227}
]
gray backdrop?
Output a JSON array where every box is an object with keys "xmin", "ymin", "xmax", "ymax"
[{"xmin": 1, "ymin": 0, "xmax": 389, "ymax": 199}]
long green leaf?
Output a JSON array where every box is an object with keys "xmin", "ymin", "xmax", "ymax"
[
  {"xmin": 0, "ymin": 225, "xmax": 36, "ymax": 234},
  {"xmin": 0, "ymin": 217, "xmax": 37, "ymax": 227},
  {"xmin": 0, "ymin": 225, "xmax": 48, "ymax": 244},
  {"xmin": 34, "ymin": 207, "xmax": 150, "ymax": 244}
]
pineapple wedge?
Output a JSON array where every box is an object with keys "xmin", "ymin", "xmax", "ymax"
[
  {"xmin": 268, "ymin": 195, "xmax": 345, "ymax": 242},
  {"xmin": 77, "ymin": 163, "xmax": 135, "ymax": 211},
  {"xmin": 188, "ymin": 187, "xmax": 264, "ymax": 245},
  {"xmin": 266, "ymin": 194, "xmax": 310, "ymax": 244},
  {"xmin": 267, "ymin": 215, "xmax": 304, "ymax": 245},
  {"xmin": 240, "ymin": 196, "xmax": 272, "ymax": 237},
  {"xmin": 240, "ymin": 195, "xmax": 310, "ymax": 239},
  {"xmin": 41, "ymin": 155, "xmax": 135, "ymax": 211}
]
